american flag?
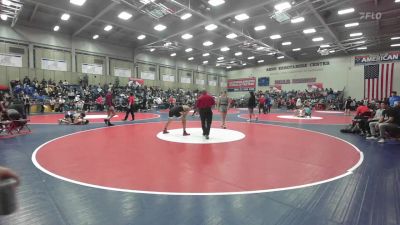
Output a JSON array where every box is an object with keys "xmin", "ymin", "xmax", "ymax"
[{"xmin": 364, "ymin": 63, "xmax": 394, "ymax": 100}]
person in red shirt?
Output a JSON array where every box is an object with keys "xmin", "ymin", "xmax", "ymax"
[
  {"xmin": 356, "ymin": 102, "xmax": 370, "ymax": 116},
  {"xmin": 123, "ymin": 93, "xmax": 135, "ymax": 121},
  {"xmin": 196, "ymin": 90, "xmax": 215, "ymax": 139},
  {"xmin": 258, "ymin": 95, "xmax": 266, "ymax": 114},
  {"xmin": 104, "ymin": 90, "xmax": 116, "ymax": 126}
]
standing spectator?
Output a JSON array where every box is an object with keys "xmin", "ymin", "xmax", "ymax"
[
  {"xmin": 23, "ymin": 94, "xmax": 30, "ymax": 115},
  {"xmin": 389, "ymin": 91, "xmax": 400, "ymax": 107},
  {"xmin": 96, "ymin": 95, "xmax": 103, "ymax": 111},
  {"xmin": 344, "ymin": 97, "xmax": 352, "ymax": 115},
  {"xmin": 196, "ymin": 90, "xmax": 215, "ymax": 140},
  {"xmin": 123, "ymin": 93, "xmax": 135, "ymax": 121},
  {"xmin": 247, "ymin": 91, "xmax": 257, "ymax": 122}
]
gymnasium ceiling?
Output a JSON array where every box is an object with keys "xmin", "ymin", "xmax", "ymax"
[{"xmin": 3, "ymin": 0, "xmax": 400, "ymax": 70}]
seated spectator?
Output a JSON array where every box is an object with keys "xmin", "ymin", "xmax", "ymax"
[
  {"xmin": 366, "ymin": 101, "xmax": 389, "ymax": 139},
  {"xmin": 376, "ymin": 101, "xmax": 400, "ymax": 143}
]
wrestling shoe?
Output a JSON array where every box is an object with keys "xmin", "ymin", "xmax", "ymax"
[
  {"xmin": 108, "ymin": 123, "xmax": 114, "ymax": 126},
  {"xmin": 205, "ymin": 135, "xmax": 209, "ymax": 140},
  {"xmin": 104, "ymin": 119, "xmax": 108, "ymax": 125},
  {"xmin": 183, "ymin": 131, "xmax": 190, "ymax": 136},
  {"xmin": 163, "ymin": 130, "xmax": 169, "ymax": 134}
]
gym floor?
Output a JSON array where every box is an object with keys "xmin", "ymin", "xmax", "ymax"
[{"xmin": 0, "ymin": 109, "xmax": 399, "ymax": 225}]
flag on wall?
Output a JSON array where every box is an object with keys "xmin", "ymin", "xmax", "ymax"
[{"xmin": 364, "ymin": 63, "xmax": 394, "ymax": 100}]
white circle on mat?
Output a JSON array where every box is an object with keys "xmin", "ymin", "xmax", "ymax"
[
  {"xmin": 315, "ymin": 111, "xmax": 344, "ymax": 114},
  {"xmin": 157, "ymin": 128, "xmax": 245, "ymax": 144},
  {"xmin": 277, "ymin": 115, "xmax": 323, "ymax": 120}
]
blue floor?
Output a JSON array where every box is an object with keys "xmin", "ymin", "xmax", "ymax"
[{"xmin": 0, "ymin": 110, "xmax": 399, "ymax": 225}]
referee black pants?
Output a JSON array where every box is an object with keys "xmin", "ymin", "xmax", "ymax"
[
  {"xmin": 199, "ymin": 108, "xmax": 213, "ymax": 136},
  {"xmin": 124, "ymin": 105, "xmax": 135, "ymax": 120}
]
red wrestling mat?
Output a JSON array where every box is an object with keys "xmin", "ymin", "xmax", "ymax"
[
  {"xmin": 159, "ymin": 108, "xmax": 239, "ymax": 115},
  {"xmin": 28, "ymin": 112, "xmax": 160, "ymax": 124},
  {"xmin": 239, "ymin": 113, "xmax": 353, "ymax": 125},
  {"xmin": 33, "ymin": 122, "xmax": 362, "ymax": 194}
]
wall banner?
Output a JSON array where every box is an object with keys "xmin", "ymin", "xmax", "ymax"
[
  {"xmin": 227, "ymin": 77, "xmax": 256, "ymax": 92},
  {"xmin": 258, "ymin": 77, "xmax": 270, "ymax": 86},
  {"xmin": 355, "ymin": 51, "xmax": 400, "ymax": 65}
]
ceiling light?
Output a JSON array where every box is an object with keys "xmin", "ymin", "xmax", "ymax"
[
  {"xmin": 221, "ymin": 47, "xmax": 230, "ymax": 52},
  {"xmin": 140, "ymin": 0, "xmax": 155, "ymax": 4},
  {"xmin": 170, "ymin": 53, "xmax": 176, "ymax": 57},
  {"xmin": 292, "ymin": 48, "xmax": 301, "ymax": 51},
  {"xmin": 329, "ymin": 50, "xmax": 335, "ymax": 53},
  {"xmin": 274, "ymin": 2, "xmax": 292, "ymax": 12},
  {"xmin": 355, "ymin": 40, "xmax": 366, "ymax": 44},
  {"xmin": 0, "ymin": 14, "xmax": 7, "ymax": 21},
  {"xmin": 357, "ymin": 47, "xmax": 367, "ymax": 50},
  {"xmin": 203, "ymin": 41, "xmax": 213, "ymax": 46},
  {"xmin": 350, "ymin": 32, "xmax": 363, "ymax": 37},
  {"xmin": 61, "ymin": 13, "xmax": 70, "ymax": 21},
  {"xmin": 53, "ymin": 25, "xmax": 60, "ymax": 32},
  {"xmin": 338, "ymin": 8, "xmax": 355, "ymax": 15},
  {"xmin": 203, "ymin": 61, "xmax": 208, "ymax": 64},
  {"xmin": 303, "ymin": 28, "xmax": 316, "ymax": 34},
  {"xmin": 217, "ymin": 57, "xmax": 224, "ymax": 60},
  {"xmin": 226, "ymin": 66, "xmax": 232, "ymax": 69},
  {"xmin": 282, "ymin": 42, "xmax": 292, "ymax": 46},
  {"xmin": 270, "ymin": 34, "xmax": 282, "ymax": 39},
  {"xmin": 391, "ymin": 44, "xmax": 400, "ymax": 47},
  {"xmin": 235, "ymin": 52, "xmax": 242, "ymax": 56},
  {"xmin": 235, "ymin": 13, "xmax": 249, "ymax": 21},
  {"xmin": 230, "ymin": 61, "xmax": 235, "ymax": 63},
  {"xmin": 180, "ymin": 13, "xmax": 192, "ymax": 20},
  {"xmin": 267, "ymin": 52, "xmax": 276, "ymax": 55},
  {"xmin": 104, "ymin": 25, "xmax": 113, "ymax": 31},
  {"xmin": 256, "ymin": 47, "xmax": 265, "ymax": 50},
  {"xmin": 242, "ymin": 63, "xmax": 247, "ymax": 66},
  {"xmin": 185, "ymin": 48, "xmax": 193, "ymax": 52},
  {"xmin": 208, "ymin": 0, "xmax": 225, "ymax": 7},
  {"xmin": 181, "ymin": 33, "xmax": 193, "ymax": 40},
  {"xmin": 188, "ymin": 57, "xmax": 194, "ymax": 61},
  {"xmin": 391, "ymin": 37, "xmax": 400, "ymax": 40},
  {"xmin": 93, "ymin": 34, "xmax": 99, "ymax": 40},
  {"xmin": 2, "ymin": 0, "xmax": 11, "ymax": 6},
  {"xmin": 254, "ymin": 25, "xmax": 266, "ymax": 31},
  {"xmin": 248, "ymin": 56, "xmax": 255, "ymax": 59},
  {"xmin": 345, "ymin": 22, "xmax": 359, "ymax": 28},
  {"xmin": 154, "ymin": 24, "xmax": 167, "ymax": 31},
  {"xmin": 150, "ymin": 48, "xmax": 155, "ymax": 52},
  {"xmin": 70, "ymin": 0, "xmax": 86, "ymax": 6},
  {"xmin": 118, "ymin": 11, "xmax": 132, "ymax": 20},
  {"xmin": 137, "ymin": 35, "xmax": 146, "ymax": 40},
  {"xmin": 277, "ymin": 56, "xmax": 285, "ymax": 59},
  {"xmin": 291, "ymin": 17, "xmax": 304, "ymax": 23},
  {"xmin": 203, "ymin": 53, "xmax": 210, "ymax": 57},
  {"xmin": 226, "ymin": 33, "xmax": 238, "ymax": 39},
  {"xmin": 312, "ymin": 37, "xmax": 324, "ymax": 42},
  {"xmin": 396, "ymin": 0, "xmax": 400, "ymax": 2},
  {"xmin": 320, "ymin": 44, "xmax": 330, "ymax": 48},
  {"xmin": 205, "ymin": 24, "xmax": 218, "ymax": 31},
  {"xmin": 216, "ymin": 63, "xmax": 220, "ymax": 66},
  {"xmin": 257, "ymin": 60, "xmax": 264, "ymax": 63}
]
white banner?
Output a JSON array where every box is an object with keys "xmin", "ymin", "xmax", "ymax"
[
  {"xmin": 162, "ymin": 74, "xmax": 175, "ymax": 82},
  {"xmin": 114, "ymin": 67, "xmax": 131, "ymax": 77},
  {"xmin": 0, "ymin": 54, "xmax": 22, "ymax": 68},
  {"xmin": 41, "ymin": 58, "xmax": 67, "ymax": 71},
  {"xmin": 82, "ymin": 63, "xmax": 103, "ymax": 75},
  {"xmin": 180, "ymin": 77, "xmax": 191, "ymax": 84},
  {"xmin": 196, "ymin": 79, "xmax": 205, "ymax": 85},
  {"xmin": 141, "ymin": 71, "xmax": 155, "ymax": 80},
  {"xmin": 208, "ymin": 80, "xmax": 217, "ymax": 86}
]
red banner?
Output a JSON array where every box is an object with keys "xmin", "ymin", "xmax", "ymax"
[
  {"xmin": 129, "ymin": 78, "xmax": 144, "ymax": 86},
  {"xmin": 307, "ymin": 82, "xmax": 323, "ymax": 90},
  {"xmin": 227, "ymin": 78, "xmax": 256, "ymax": 92}
]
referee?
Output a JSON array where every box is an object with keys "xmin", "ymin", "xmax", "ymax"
[{"xmin": 196, "ymin": 90, "xmax": 215, "ymax": 139}]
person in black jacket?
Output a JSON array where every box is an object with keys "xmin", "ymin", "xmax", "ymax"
[{"xmin": 247, "ymin": 91, "xmax": 258, "ymax": 122}]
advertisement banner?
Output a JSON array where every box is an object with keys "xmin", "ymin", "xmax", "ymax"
[
  {"xmin": 227, "ymin": 77, "xmax": 256, "ymax": 92},
  {"xmin": 355, "ymin": 51, "xmax": 400, "ymax": 65},
  {"xmin": 129, "ymin": 78, "xmax": 144, "ymax": 85}
]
